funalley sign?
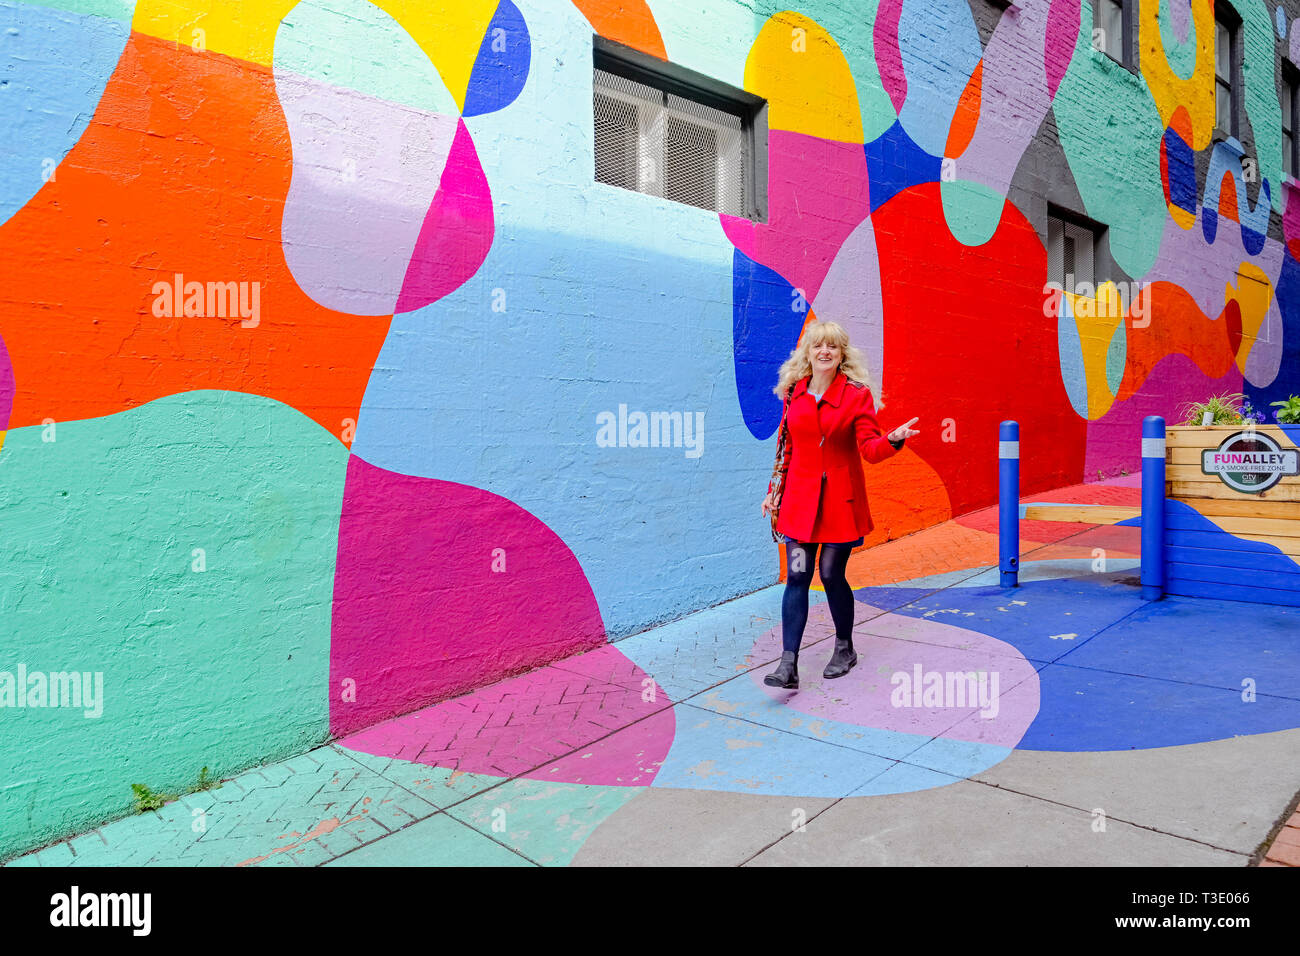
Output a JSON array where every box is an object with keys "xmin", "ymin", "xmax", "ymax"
[{"xmin": 1201, "ymin": 430, "xmax": 1300, "ymax": 494}]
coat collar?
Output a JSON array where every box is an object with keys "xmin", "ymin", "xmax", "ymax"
[{"xmin": 791, "ymin": 371, "xmax": 848, "ymax": 407}]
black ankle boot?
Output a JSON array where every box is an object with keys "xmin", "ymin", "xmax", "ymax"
[
  {"xmin": 823, "ymin": 639, "xmax": 858, "ymax": 679},
  {"xmin": 764, "ymin": 650, "xmax": 799, "ymax": 689}
]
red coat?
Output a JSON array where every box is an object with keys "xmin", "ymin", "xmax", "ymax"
[{"xmin": 769, "ymin": 372, "xmax": 902, "ymax": 542}]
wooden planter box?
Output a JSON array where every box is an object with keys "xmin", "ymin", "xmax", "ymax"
[{"xmin": 1162, "ymin": 425, "xmax": 1300, "ymax": 605}]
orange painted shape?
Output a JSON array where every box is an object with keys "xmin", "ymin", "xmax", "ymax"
[
  {"xmin": 1218, "ymin": 172, "xmax": 1239, "ymax": 222},
  {"xmin": 570, "ymin": 0, "xmax": 666, "ymax": 59},
  {"xmin": 0, "ymin": 34, "xmax": 391, "ymax": 440},
  {"xmin": 1168, "ymin": 105, "xmax": 1193, "ymax": 145},
  {"xmin": 944, "ymin": 59, "xmax": 982, "ymax": 158}
]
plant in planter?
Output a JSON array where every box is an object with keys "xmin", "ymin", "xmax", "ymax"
[
  {"xmin": 1270, "ymin": 395, "xmax": 1300, "ymax": 424},
  {"xmin": 1176, "ymin": 392, "xmax": 1252, "ymax": 426}
]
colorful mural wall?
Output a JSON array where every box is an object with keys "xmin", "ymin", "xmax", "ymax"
[{"xmin": 2, "ymin": 0, "xmax": 1299, "ymax": 858}]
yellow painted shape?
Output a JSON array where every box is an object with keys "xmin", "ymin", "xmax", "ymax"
[
  {"xmin": 744, "ymin": 11, "xmax": 862, "ymax": 144},
  {"xmin": 132, "ymin": 0, "xmax": 301, "ymax": 66},
  {"xmin": 1139, "ymin": 0, "xmax": 1216, "ymax": 149},
  {"xmin": 369, "ymin": 0, "xmax": 500, "ymax": 110},
  {"xmin": 130, "ymin": 0, "xmax": 498, "ymax": 109},
  {"xmin": 1065, "ymin": 282, "xmax": 1126, "ymax": 419},
  {"xmin": 1224, "ymin": 262, "xmax": 1275, "ymax": 372},
  {"xmin": 1168, "ymin": 201, "xmax": 1196, "ymax": 230}
]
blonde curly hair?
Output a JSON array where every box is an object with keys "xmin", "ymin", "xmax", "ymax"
[{"xmin": 773, "ymin": 320, "xmax": 880, "ymax": 405}]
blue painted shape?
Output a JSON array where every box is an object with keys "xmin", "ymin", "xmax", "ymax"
[
  {"xmin": 849, "ymin": 760, "xmax": 962, "ymax": 797},
  {"xmin": 1246, "ymin": 253, "xmax": 1300, "ymax": 412},
  {"xmin": 1166, "ymin": 543, "xmax": 1300, "ymax": 574},
  {"xmin": 1162, "ymin": 501, "xmax": 1300, "ymax": 590},
  {"xmin": 895, "ymin": 0, "xmax": 982, "ymax": 157},
  {"xmin": 856, "ymin": 572, "xmax": 1149, "ymax": 664},
  {"xmin": 1278, "ymin": 4, "xmax": 1287, "ymax": 40},
  {"xmin": 903, "ymin": 736, "xmax": 1014, "ymax": 779},
  {"xmin": 1056, "ymin": 296, "xmax": 1089, "ymax": 418},
  {"xmin": 1057, "ymin": 593, "xmax": 1300, "ymax": 698},
  {"xmin": 1162, "ymin": 126, "xmax": 1197, "ymax": 213},
  {"xmin": 733, "ymin": 247, "xmax": 805, "ymax": 440},
  {"xmin": 649, "ymin": 705, "xmax": 894, "ymax": 797},
  {"xmin": 1165, "ymin": 575, "xmax": 1300, "ymax": 606},
  {"xmin": 863, "ymin": 119, "xmax": 942, "ymax": 214},
  {"xmin": 0, "ymin": 1, "xmax": 132, "ymax": 225},
  {"xmin": 462, "ymin": 0, "xmax": 530, "ymax": 118},
  {"xmin": 1017, "ymin": 663, "xmax": 1300, "ymax": 751},
  {"xmin": 1104, "ymin": 321, "xmax": 1126, "ymax": 395}
]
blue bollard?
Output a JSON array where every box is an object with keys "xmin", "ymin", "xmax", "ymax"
[
  {"xmin": 999, "ymin": 420, "xmax": 1019, "ymax": 588},
  {"xmin": 1141, "ymin": 416, "xmax": 1166, "ymax": 601}
]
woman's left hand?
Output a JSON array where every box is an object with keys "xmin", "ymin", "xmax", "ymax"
[{"xmin": 888, "ymin": 417, "xmax": 921, "ymax": 443}]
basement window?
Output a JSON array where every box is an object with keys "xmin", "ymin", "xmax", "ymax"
[{"xmin": 593, "ymin": 37, "xmax": 767, "ymax": 220}]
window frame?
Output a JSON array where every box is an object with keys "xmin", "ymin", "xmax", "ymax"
[
  {"xmin": 593, "ymin": 35, "xmax": 769, "ymax": 222},
  {"xmin": 1093, "ymin": 0, "xmax": 1137, "ymax": 72},
  {"xmin": 1046, "ymin": 204, "xmax": 1109, "ymax": 301},
  {"xmin": 1283, "ymin": 61, "xmax": 1299, "ymax": 180},
  {"xmin": 1213, "ymin": 1, "xmax": 1241, "ymax": 140}
]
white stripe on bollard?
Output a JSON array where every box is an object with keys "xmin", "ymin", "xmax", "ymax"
[
  {"xmin": 1141, "ymin": 437, "xmax": 1165, "ymax": 458},
  {"xmin": 998, "ymin": 440, "xmax": 1019, "ymax": 459}
]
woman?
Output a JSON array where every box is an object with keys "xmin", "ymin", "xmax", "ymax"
[{"xmin": 760, "ymin": 321, "xmax": 920, "ymax": 689}]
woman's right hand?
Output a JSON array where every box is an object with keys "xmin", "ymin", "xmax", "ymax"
[{"xmin": 761, "ymin": 493, "xmax": 775, "ymax": 517}]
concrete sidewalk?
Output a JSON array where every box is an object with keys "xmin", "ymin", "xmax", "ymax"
[{"xmin": 7, "ymin": 480, "xmax": 1300, "ymax": 866}]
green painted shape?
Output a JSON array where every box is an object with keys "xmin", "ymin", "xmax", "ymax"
[
  {"xmin": 324, "ymin": 812, "xmax": 536, "ymax": 866},
  {"xmin": 1156, "ymin": 0, "xmax": 1198, "ymax": 81},
  {"xmin": 0, "ymin": 391, "xmax": 346, "ymax": 860},
  {"xmin": 940, "ymin": 179, "xmax": 1006, "ymax": 247},
  {"xmin": 1105, "ymin": 318, "xmax": 1127, "ymax": 395},
  {"xmin": 1055, "ymin": 3, "xmax": 1168, "ymax": 277},
  {"xmin": 275, "ymin": 0, "xmax": 458, "ymax": 115},
  {"xmin": 444, "ymin": 776, "xmax": 643, "ymax": 866},
  {"xmin": 11, "ymin": 0, "xmax": 135, "ymax": 22},
  {"xmin": 1227, "ymin": 0, "xmax": 1284, "ymax": 215}
]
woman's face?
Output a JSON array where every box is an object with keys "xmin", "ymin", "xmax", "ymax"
[{"xmin": 809, "ymin": 339, "xmax": 842, "ymax": 377}]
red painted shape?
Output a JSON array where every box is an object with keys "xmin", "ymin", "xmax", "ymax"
[
  {"xmin": 870, "ymin": 183, "xmax": 1088, "ymax": 515},
  {"xmin": 1223, "ymin": 297, "xmax": 1242, "ymax": 357}
]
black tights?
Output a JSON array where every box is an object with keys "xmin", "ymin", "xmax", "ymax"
[{"xmin": 782, "ymin": 542, "xmax": 855, "ymax": 654}]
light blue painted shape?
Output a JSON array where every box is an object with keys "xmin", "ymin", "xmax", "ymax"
[
  {"xmin": 896, "ymin": 0, "xmax": 982, "ymax": 157},
  {"xmin": 650, "ymin": 704, "xmax": 894, "ymax": 797},
  {"xmin": 1056, "ymin": 296, "xmax": 1090, "ymax": 418},
  {"xmin": 1105, "ymin": 320, "xmax": 1126, "ymax": 395},
  {"xmin": 0, "ymin": 1, "xmax": 131, "ymax": 224}
]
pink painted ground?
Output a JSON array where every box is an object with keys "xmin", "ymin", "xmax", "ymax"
[
  {"xmin": 337, "ymin": 645, "xmax": 675, "ymax": 786},
  {"xmin": 748, "ymin": 611, "xmax": 1039, "ymax": 748},
  {"xmin": 330, "ymin": 455, "xmax": 606, "ymax": 735}
]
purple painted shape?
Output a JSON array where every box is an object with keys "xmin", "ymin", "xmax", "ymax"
[
  {"xmin": 1293, "ymin": 20, "xmax": 1300, "ymax": 66},
  {"xmin": 0, "ymin": 334, "xmax": 13, "ymax": 430},
  {"xmin": 812, "ymin": 216, "xmax": 884, "ymax": 395},
  {"xmin": 274, "ymin": 70, "xmax": 459, "ymax": 316},
  {"xmin": 1148, "ymin": 212, "xmax": 1284, "ymax": 325},
  {"xmin": 958, "ymin": 0, "xmax": 1063, "ymax": 199},
  {"xmin": 1243, "ymin": 295, "xmax": 1284, "ymax": 388},
  {"xmin": 1044, "ymin": 0, "xmax": 1079, "ymax": 98},
  {"xmin": 1172, "ymin": 0, "xmax": 1192, "ymax": 46},
  {"xmin": 748, "ymin": 613, "xmax": 1039, "ymax": 748},
  {"xmin": 394, "ymin": 118, "xmax": 495, "ymax": 314},
  {"xmin": 875, "ymin": 0, "xmax": 908, "ymax": 113},
  {"xmin": 336, "ymin": 657, "xmax": 674, "ymax": 786},
  {"xmin": 719, "ymin": 131, "xmax": 869, "ymax": 304},
  {"xmin": 1084, "ymin": 351, "xmax": 1243, "ymax": 476},
  {"xmin": 329, "ymin": 455, "xmax": 606, "ymax": 736}
]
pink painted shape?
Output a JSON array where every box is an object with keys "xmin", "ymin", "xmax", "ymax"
[
  {"xmin": 329, "ymin": 455, "xmax": 606, "ymax": 736},
  {"xmin": 394, "ymin": 118, "xmax": 495, "ymax": 314},
  {"xmin": 337, "ymin": 654, "xmax": 675, "ymax": 786},
  {"xmin": 719, "ymin": 130, "xmax": 870, "ymax": 303},
  {"xmin": 1084, "ymin": 351, "xmax": 1243, "ymax": 478},
  {"xmin": 1044, "ymin": 0, "xmax": 1080, "ymax": 98},
  {"xmin": 875, "ymin": 0, "xmax": 908, "ymax": 113},
  {"xmin": 0, "ymin": 334, "xmax": 13, "ymax": 429},
  {"xmin": 748, "ymin": 613, "xmax": 1039, "ymax": 748}
]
